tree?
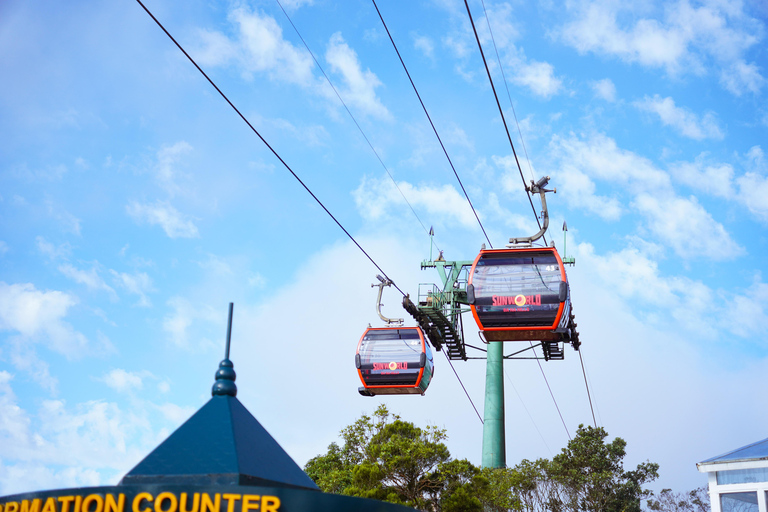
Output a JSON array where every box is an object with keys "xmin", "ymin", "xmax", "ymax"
[
  {"xmin": 305, "ymin": 405, "xmax": 489, "ymax": 511},
  {"xmin": 307, "ymin": 411, "xmax": 661, "ymax": 512},
  {"xmin": 645, "ymin": 487, "xmax": 710, "ymax": 512},
  {"xmin": 546, "ymin": 424, "xmax": 659, "ymax": 512}
]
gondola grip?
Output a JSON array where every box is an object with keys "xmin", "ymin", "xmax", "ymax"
[
  {"xmin": 467, "ymin": 284, "xmax": 475, "ymax": 304},
  {"xmin": 355, "ymin": 353, "xmax": 361, "ymax": 369}
]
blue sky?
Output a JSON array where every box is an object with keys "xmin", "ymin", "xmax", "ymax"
[{"xmin": 1, "ymin": 0, "xmax": 767, "ymax": 498}]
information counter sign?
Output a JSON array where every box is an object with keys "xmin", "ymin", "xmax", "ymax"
[{"xmin": 0, "ymin": 485, "xmax": 414, "ymax": 512}]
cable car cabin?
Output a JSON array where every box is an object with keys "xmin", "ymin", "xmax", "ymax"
[
  {"xmin": 467, "ymin": 247, "xmax": 572, "ymax": 342},
  {"xmin": 355, "ymin": 327, "xmax": 434, "ymax": 397}
]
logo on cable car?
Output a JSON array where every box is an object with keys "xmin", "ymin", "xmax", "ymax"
[
  {"xmin": 373, "ymin": 362, "xmax": 408, "ymax": 371},
  {"xmin": 492, "ymin": 294, "xmax": 541, "ymax": 306}
]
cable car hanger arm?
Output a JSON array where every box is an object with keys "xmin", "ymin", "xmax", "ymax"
[{"xmin": 508, "ymin": 176, "xmax": 555, "ymax": 246}]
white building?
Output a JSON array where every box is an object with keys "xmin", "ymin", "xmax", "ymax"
[{"xmin": 697, "ymin": 438, "xmax": 768, "ymax": 512}]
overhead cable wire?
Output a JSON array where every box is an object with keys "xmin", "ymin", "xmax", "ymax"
[
  {"xmin": 478, "ymin": 1, "xmax": 599, "ymax": 435},
  {"xmin": 478, "ymin": 0, "xmax": 536, "ymax": 183},
  {"xmin": 504, "ymin": 367, "xmax": 553, "ymax": 455},
  {"xmin": 444, "ymin": 351, "xmax": 484, "ymax": 424},
  {"xmin": 529, "ymin": 342, "xmax": 571, "ymax": 440},
  {"xmin": 579, "ymin": 349, "xmax": 598, "ymax": 427},
  {"xmin": 135, "ymin": 0, "xmax": 406, "ymax": 296},
  {"xmin": 371, "ymin": 0, "xmax": 493, "ymax": 249},
  {"xmin": 137, "ymin": 0, "xmax": 486, "ymax": 427},
  {"xmin": 462, "ymin": 0, "xmax": 547, "ymax": 246},
  {"xmin": 274, "ymin": 0, "xmax": 442, "ymax": 256}
]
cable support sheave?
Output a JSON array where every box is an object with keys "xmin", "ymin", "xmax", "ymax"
[
  {"xmin": 463, "ymin": 0, "xmax": 547, "ymax": 245},
  {"xmin": 135, "ymin": 0, "xmax": 406, "ymax": 297},
  {"xmin": 274, "ymin": 0, "xmax": 442, "ymax": 256},
  {"xmin": 371, "ymin": 0, "xmax": 493, "ymax": 249}
]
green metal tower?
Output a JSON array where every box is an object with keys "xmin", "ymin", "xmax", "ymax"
[{"xmin": 403, "ymin": 177, "xmax": 579, "ymax": 471}]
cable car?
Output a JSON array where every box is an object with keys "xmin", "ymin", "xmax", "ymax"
[
  {"xmin": 355, "ymin": 327, "xmax": 434, "ymax": 397},
  {"xmin": 467, "ymin": 246, "xmax": 572, "ymax": 343}
]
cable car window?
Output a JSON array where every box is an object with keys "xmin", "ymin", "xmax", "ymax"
[
  {"xmin": 358, "ymin": 329, "xmax": 424, "ymax": 386},
  {"xmin": 472, "ymin": 253, "xmax": 562, "ymax": 328}
]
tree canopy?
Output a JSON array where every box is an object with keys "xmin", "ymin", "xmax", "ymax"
[{"xmin": 305, "ymin": 410, "xmax": 665, "ymax": 512}]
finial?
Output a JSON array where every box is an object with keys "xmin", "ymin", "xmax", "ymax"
[{"xmin": 212, "ymin": 302, "xmax": 237, "ymax": 397}]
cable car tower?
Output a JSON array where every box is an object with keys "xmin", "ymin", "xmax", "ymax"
[{"xmin": 402, "ymin": 176, "xmax": 580, "ymax": 469}]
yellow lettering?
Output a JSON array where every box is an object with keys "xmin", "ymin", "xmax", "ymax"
[
  {"xmin": 220, "ymin": 495, "xmax": 239, "ymax": 512},
  {"xmin": 132, "ymin": 494, "xmax": 153, "ymax": 512},
  {"xmin": 6, "ymin": 503, "xmax": 19, "ymax": 512},
  {"xmin": 179, "ymin": 494, "xmax": 198, "ymax": 512},
  {"xmin": 74, "ymin": 496, "xmax": 83, "ymax": 512},
  {"xmin": 21, "ymin": 499, "xmax": 41, "ymax": 512},
  {"xmin": 21, "ymin": 500, "xmax": 41, "ymax": 512},
  {"xmin": 42, "ymin": 498, "xmax": 57, "ymax": 512},
  {"xmin": 105, "ymin": 495, "xmax": 125, "ymax": 512},
  {"xmin": 199, "ymin": 495, "xmax": 219, "ymax": 512},
  {"xmin": 58, "ymin": 498, "xmax": 75, "ymax": 512},
  {"xmin": 241, "ymin": 496, "xmax": 259, "ymax": 512},
  {"xmin": 154, "ymin": 493, "xmax": 176, "ymax": 512},
  {"xmin": 82, "ymin": 495, "xmax": 103, "ymax": 512},
  {"xmin": 260, "ymin": 498, "xmax": 279, "ymax": 512}
]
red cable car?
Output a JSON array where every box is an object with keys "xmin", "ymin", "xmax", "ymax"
[
  {"xmin": 355, "ymin": 327, "xmax": 434, "ymax": 397},
  {"xmin": 467, "ymin": 246, "xmax": 572, "ymax": 342}
]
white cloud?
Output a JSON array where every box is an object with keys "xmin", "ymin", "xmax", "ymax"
[
  {"xmin": 154, "ymin": 141, "xmax": 192, "ymax": 197},
  {"xmin": 353, "ymin": 175, "xmax": 481, "ymax": 228},
  {"xmin": 437, "ymin": 2, "xmax": 562, "ymax": 98},
  {"xmin": 550, "ymin": 133, "xmax": 671, "ymax": 192},
  {"xmin": 633, "ymin": 193, "xmax": 744, "ymax": 261},
  {"xmin": 548, "ymin": 133, "xmax": 744, "ymax": 259},
  {"xmin": 153, "ymin": 403, "xmax": 195, "ymax": 424},
  {"xmin": 163, "ymin": 297, "xmax": 219, "ymax": 349},
  {"xmin": 736, "ymin": 170, "xmax": 768, "ymax": 222},
  {"xmin": 442, "ymin": 35, "xmax": 472, "ymax": 60},
  {"xmin": 413, "ymin": 34, "xmax": 435, "ymax": 59},
  {"xmin": 100, "ymin": 369, "xmax": 144, "ymax": 394},
  {"xmin": 36, "ymin": 236, "xmax": 71, "ymax": 261},
  {"xmin": 512, "ymin": 58, "xmax": 563, "ymax": 98},
  {"xmin": 720, "ymin": 60, "xmax": 765, "ymax": 96},
  {"xmin": 0, "ymin": 372, "xmax": 178, "ymax": 495},
  {"xmin": 670, "ymin": 146, "xmax": 768, "ymax": 223},
  {"xmin": 195, "ymin": 9, "xmax": 390, "ymax": 120},
  {"xmin": 725, "ymin": 277, "xmax": 768, "ymax": 338},
  {"xmin": 45, "ymin": 200, "xmax": 81, "ymax": 236},
  {"xmin": 558, "ymin": 0, "xmax": 764, "ymax": 94},
  {"xmin": 59, "ymin": 263, "xmax": 117, "ymax": 299},
  {"xmin": 324, "ymin": 33, "xmax": 391, "ymax": 120},
  {"xmin": 671, "ymin": 157, "xmax": 735, "ymax": 198},
  {"xmin": 592, "ymin": 78, "xmax": 617, "ymax": 102},
  {"xmin": 0, "ymin": 282, "xmax": 88, "ymax": 356},
  {"xmin": 126, "ymin": 201, "xmax": 199, "ymax": 239},
  {"xmin": 634, "ymin": 95, "xmax": 723, "ymax": 140},
  {"xmin": 109, "ymin": 270, "xmax": 154, "ymax": 307},
  {"xmin": 197, "ymin": 6, "xmax": 314, "ymax": 86}
]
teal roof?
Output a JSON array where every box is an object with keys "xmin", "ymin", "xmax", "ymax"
[
  {"xmin": 119, "ymin": 394, "xmax": 319, "ymax": 490},
  {"xmin": 700, "ymin": 437, "xmax": 768, "ymax": 464}
]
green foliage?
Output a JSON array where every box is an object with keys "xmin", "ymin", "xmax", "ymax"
[
  {"xmin": 544, "ymin": 424, "xmax": 659, "ymax": 512},
  {"xmin": 645, "ymin": 487, "xmax": 710, "ymax": 512},
  {"xmin": 306, "ymin": 411, "xmax": 660, "ymax": 512},
  {"xmin": 304, "ymin": 405, "xmax": 504, "ymax": 511}
]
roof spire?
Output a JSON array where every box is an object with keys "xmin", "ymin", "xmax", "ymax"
[{"xmin": 212, "ymin": 302, "xmax": 237, "ymax": 397}]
